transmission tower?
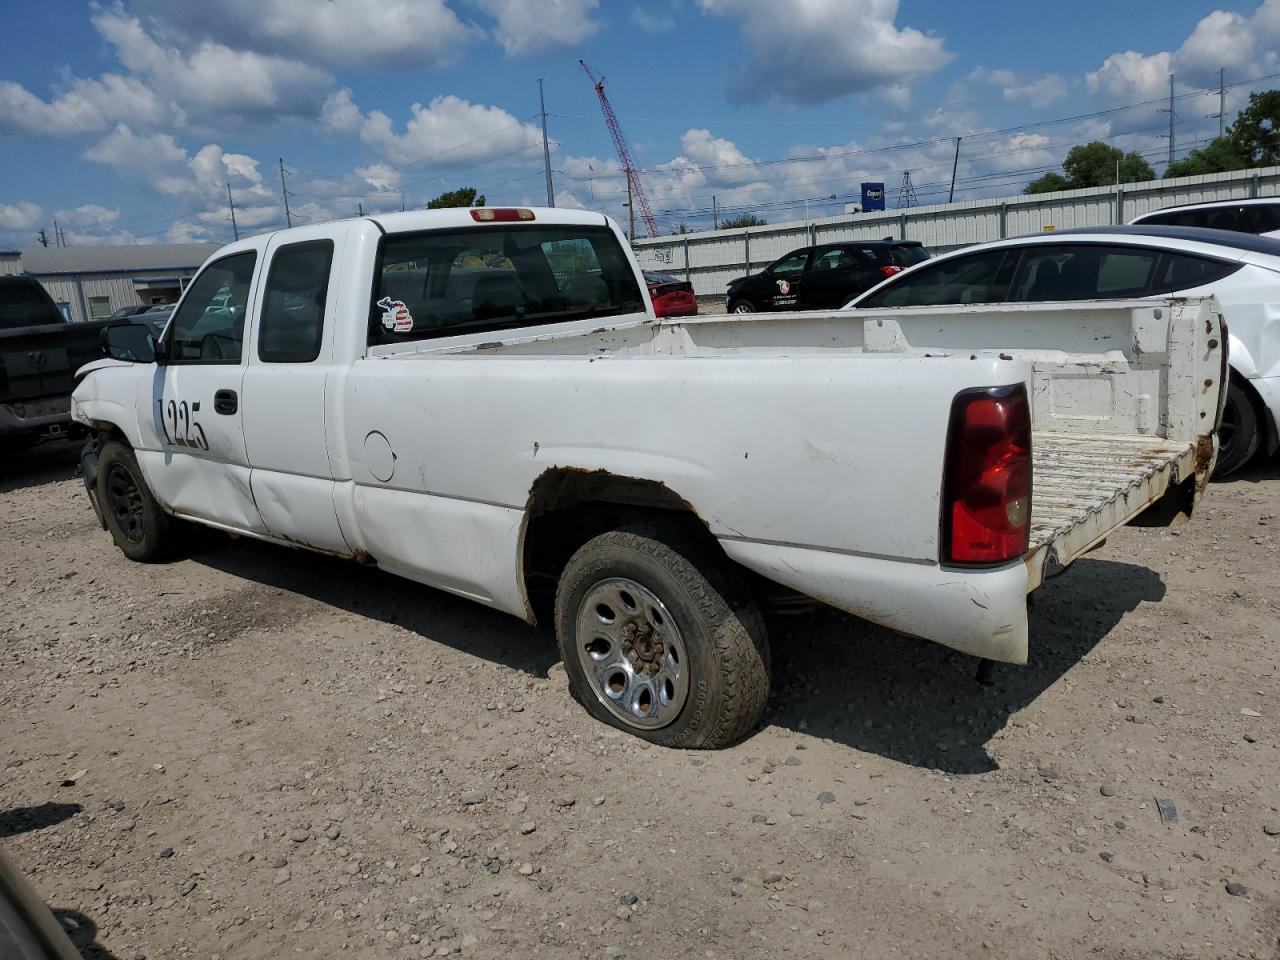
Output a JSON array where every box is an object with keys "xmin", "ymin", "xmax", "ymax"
[
  {"xmin": 579, "ymin": 59, "xmax": 660, "ymax": 238},
  {"xmin": 897, "ymin": 171, "xmax": 919, "ymax": 208}
]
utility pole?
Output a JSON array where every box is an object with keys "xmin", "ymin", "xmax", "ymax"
[
  {"xmin": 1211, "ymin": 67, "xmax": 1226, "ymax": 138},
  {"xmin": 625, "ymin": 170, "xmax": 635, "ymax": 242},
  {"xmin": 1159, "ymin": 75, "xmax": 1176, "ymax": 166},
  {"xmin": 37, "ymin": 229, "xmax": 48, "ymax": 248},
  {"xmin": 948, "ymin": 137, "xmax": 962, "ymax": 204},
  {"xmin": 539, "ymin": 78, "xmax": 555, "ymax": 207},
  {"xmin": 278, "ymin": 157, "xmax": 293, "ymax": 228},
  {"xmin": 712, "ymin": 195, "xmax": 718, "ymax": 230},
  {"xmin": 226, "ymin": 182, "xmax": 239, "ymax": 241},
  {"xmin": 53, "ymin": 220, "xmax": 64, "ymax": 247},
  {"xmin": 358, "ymin": 202, "xmax": 364, "ymax": 217}
]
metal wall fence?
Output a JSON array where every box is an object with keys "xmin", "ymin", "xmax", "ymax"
[{"xmin": 631, "ymin": 165, "xmax": 1280, "ymax": 297}]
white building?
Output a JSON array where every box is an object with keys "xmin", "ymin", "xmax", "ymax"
[{"xmin": 8, "ymin": 244, "xmax": 218, "ymax": 322}]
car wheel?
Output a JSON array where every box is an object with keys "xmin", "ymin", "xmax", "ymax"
[
  {"xmin": 1213, "ymin": 379, "xmax": 1261, "ymax": 478},
  {"xmin": 97, "ymin": 440, "xmax": 179, "ymax": 561},
  {"xmin": 555, "ymin": 521, "xmax": 770, "ymax": 749},
  {"xmin": 730, "ymin": 300, "xmax": 755, "ymax": 314}
]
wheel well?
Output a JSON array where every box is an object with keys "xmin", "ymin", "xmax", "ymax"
[
  {"xmin": 92, "ymin": 422, "xmax": 131, "ymax": 448},
  {"xmin": 520, "ymin": 469, "xmax": 710, "ymax": 626},
  {"xmin": 1231, "ymin": 370, "xmax": 1278, "ymax": 456}
]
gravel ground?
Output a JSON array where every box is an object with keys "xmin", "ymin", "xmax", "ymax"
[{"xmin": 2, "ymin": 440, "xmax": 1278, "ymax": 960}]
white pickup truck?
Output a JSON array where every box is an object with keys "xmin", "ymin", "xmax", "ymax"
[{"xmin": 73, "ymin": 207, "xmax": 1226, "ymax": 748}]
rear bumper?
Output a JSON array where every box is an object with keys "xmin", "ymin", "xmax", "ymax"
[
  {"xmin": 0, "ymin": 395, "xmax": 75, "ymax": 440},
  {"xmin": 719, "ymin": 538, "xmax": 1030, "ymax": 664}
]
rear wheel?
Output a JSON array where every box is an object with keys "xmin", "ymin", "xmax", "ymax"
[
  {"xmin": 1214, "ymin": 380, "xmax": 1261, "ymax": 478},
  {"xmin": 730, "ymin": 300, "xmax": 755, "ymax": 314},
  {"xmin": 555, "ymin": 521, "xmax": 770, "ymax": 749},
  {"xmin": 97, "ymin": 440, "xmax": 179, "ymax": 561}
]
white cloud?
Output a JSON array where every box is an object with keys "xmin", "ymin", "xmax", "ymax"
[
  {"xmin": 698, "ymin": 0, "xmax": 951, "ymax": 105},
  {"xmin": 0, "ymin": 74, "xmax": 177, "ymax": 137},
  {"xmin": 331, "ymin": 92, "xmax": 544, "ymax": 168},
  {"xmin": 357, "ymin": 164, "xmax": 402, "ymax": 192},
  {"xmin": 631, "ymin": 7, "xmax": 674, "ymax": 32},
  {"xmin": 473, "ymin": 0, "xmax": 601, "ymax": 55},
  {"xmin": 92, "ymin": 8, "xmax": 332, "ymax": 119},
  {"xmin": 127, "ymin": 0, "xmax": 476, "ymax": 69},
  {"xmin": 1086, "ymin": 50, "xmax": 1172, "ymax": 102},
  {"xmin": 0, "ymin": 202, "xmax": 43, "ymax": 231}
]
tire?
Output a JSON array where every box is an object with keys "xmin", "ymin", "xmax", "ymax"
[
  {"xmin": 1214, "ymin": 379, "xmax": 1261, "ymax": 478},
  {"xmin": 96, "ymin": 440, "xmax": 178, "ymax": 562},
  {"xmin": 554, "ymin": 521, "xmax": 770, "ymax": 749},
  {"xmin": 729, "ymin": 300, "xmax": 755, "ymax": 314}
]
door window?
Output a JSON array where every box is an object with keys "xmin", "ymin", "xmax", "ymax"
[
  {"xmin": 1010, "ymin": 245, "xmax": 1158, "ymax": 301},
  {"xmin": 1247, "ymin": 203, "xmax": 1280, "ymax": 233},
  {"xmin": 167, "ymin": 252, "xmax": 256, "ymax": 364},
  {"xmin": 258, "ymin": 241, "xmax": 333, "ymax": 363},
  {"xmin": 812, "ymin": 248, "xmax": 858, "ymax": 272},
  {"xmin": 859, "ymin": 249, "xmax": 1011, "ymax": 307},
  {"xmin": 769, "ymin": 250, "xmax": 810, "ymax": 278}
]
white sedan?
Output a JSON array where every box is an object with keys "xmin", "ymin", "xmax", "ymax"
[{"xmin": 845, "ymin": 226, "xmax": 1280, "ymax": 475}]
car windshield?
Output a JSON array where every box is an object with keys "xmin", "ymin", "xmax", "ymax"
[
  {"xmin": 644, "ymin": 271, "xmax": 682, "ymax": 284},
  {"xmin": 0, "ymin": 279, "xmax": 62, "ymax": 329},
  {"xmin": 370, "ymin": 224, "xmax": 645, "ymax": 344}
]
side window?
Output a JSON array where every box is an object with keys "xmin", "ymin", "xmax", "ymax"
[
  {"xmin": 167, "ymin": 252, "xmax": 256, "ymax": 364},
  {"xmin": 769, "ymin": 251, "xmax": 810, "ymax": 278},
  {"xmin": 1139, "ymin": 210, "xmax": 1179, "ymax": 227},
  {"xmin": 1095, "ymin": 249, "xmax": 1158, "ymax": 295},
  {"xmin": 258, "ymin": 240, "xmax": 333, "ymax": 363},
  {"xmin": 1247, "ymin": 203, "xmax": 1280, "ymax": 234},
  {"xmin": 1200, "ymin": 207, "xmax": 1244, "ymax": 232},
  {"xmin": 1151, "ymin": 253, "xmax": 1241, "ymax": 293},
  {"xmin": 811, "ymin": 248, "xmax": 846, "ymax": 272},
  {"xmin": 860, "ymin": 250, "xmax": 1010, "ymax": 307}
]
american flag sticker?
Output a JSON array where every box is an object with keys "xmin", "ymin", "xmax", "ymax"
[{"xmin": 376, "ymin": 296, "xmax": 414, "ymax": 333}]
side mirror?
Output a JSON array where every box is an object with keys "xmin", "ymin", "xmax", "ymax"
[{"xmin": 102, "ymin": 322, "xmax": 156, "ymax": 363}]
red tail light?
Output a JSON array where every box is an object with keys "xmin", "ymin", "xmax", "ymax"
[
  {"xmin": 470, "ymin": 208, "xmax": 535, "ymax": 222},
  {"xmin": 880, "ymin": 265, "xmax": 904, "ymax": 277},
  {"xmin": 942, "ymin": 384, "xmax": 1032, "ymax": 565}
]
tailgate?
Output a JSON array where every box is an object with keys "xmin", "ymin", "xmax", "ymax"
[
  {"xmin": 1, "ymin": 322, "xmax": 107, "ymax": 402},
  {"xmin": 860, "ymin": 296, "xmax": 1226, "ymax": 586}
]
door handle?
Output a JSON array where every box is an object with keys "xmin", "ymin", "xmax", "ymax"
[{"xmin": 213, "ymin": 389, "xmax": 238, "ymax": 415}]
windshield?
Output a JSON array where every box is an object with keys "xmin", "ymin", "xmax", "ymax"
[
  {"xmin": 0, "ymin": 278, "xmax": 63, "ymax": 329},
  {"xmin": 370, "ymin": 224, "xmax": 645, "ymax": 345}
]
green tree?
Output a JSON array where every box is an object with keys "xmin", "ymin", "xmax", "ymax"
[
  {"xmin": 427, "ymin": 186, "xmax": 486, "ymax": 209},
  {"xmin": 1025, "ymin": 171, "xmax": 1072, "ymax": 194},
  {"xmin": 720, "ymin": 214, "xmax": 767, "ymax": 228},
  {"xmin": 1165, "ymin": 136, "xmax": 1249, "ymax": 177},
  {"xmin": 1025, "ymin": 141, "xmax": 1154, "ymax": 194},
  {"xmin": 1226, "ymin": 89, "xmax": 1280, "ymax": 165}
]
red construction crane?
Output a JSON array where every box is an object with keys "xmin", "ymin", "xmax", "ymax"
[{"xmin": 579, "ymin": 59, "xmax": 660, "ymax": 239}]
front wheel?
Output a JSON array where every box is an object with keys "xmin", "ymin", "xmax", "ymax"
[
  {"xmin": 1214, "ymin": 380, "xmax": 1261, "ymax": 478},
  {"xmin": 729, "ymin": 300, "xmax": 755, "ymax": 314},
  {"xmin": 555, "ymin": 521, "xmax": 770, "ymax": 749},
  {"xmin": 97, "ymin": 440, "xmax": 179, "ymax": 562}
]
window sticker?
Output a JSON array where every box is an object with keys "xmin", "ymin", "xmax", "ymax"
[{"xmin": 376, "ymin": 296, "xmax": 414, "ymax": 333}]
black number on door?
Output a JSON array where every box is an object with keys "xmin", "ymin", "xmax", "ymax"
[{"xmin": 159, "ymin": 399, "xmax": 209, "ymax": 450}]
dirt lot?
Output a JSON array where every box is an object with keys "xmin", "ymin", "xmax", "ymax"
[{"xmin": 1, "ymin": 441, "xmax": 1278, "ymax": 960}]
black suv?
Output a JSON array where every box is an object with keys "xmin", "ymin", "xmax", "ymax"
[{"xmin": 725, "ymin": 240, "xmax": 929, "ymax": 313}]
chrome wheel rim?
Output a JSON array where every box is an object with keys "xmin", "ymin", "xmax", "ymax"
[
  {"xmin": 732, "ymin": 302, "xmax": 754, "ymax": 313},
  {"xmin": 574, "ymin": 578, "xmax": 689, "ymax": 730}
]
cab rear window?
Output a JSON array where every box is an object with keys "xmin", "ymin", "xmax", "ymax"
[{"xmin": 369, "ymin": 225, "xmax": 645, "ymax": 345}]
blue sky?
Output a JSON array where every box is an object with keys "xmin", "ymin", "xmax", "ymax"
[{"xmin": 1, "ymin": 0, "xmax": 1274, "ymax": 248}]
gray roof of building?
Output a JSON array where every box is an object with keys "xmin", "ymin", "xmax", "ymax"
[{"xmin": 20, "ymin": 243, "xmax": 220, "ymax": 275}]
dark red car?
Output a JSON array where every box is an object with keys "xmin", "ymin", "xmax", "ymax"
[{"xmin": 644, "ymin": 270, "xmax": 698, "ymax": 317}]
